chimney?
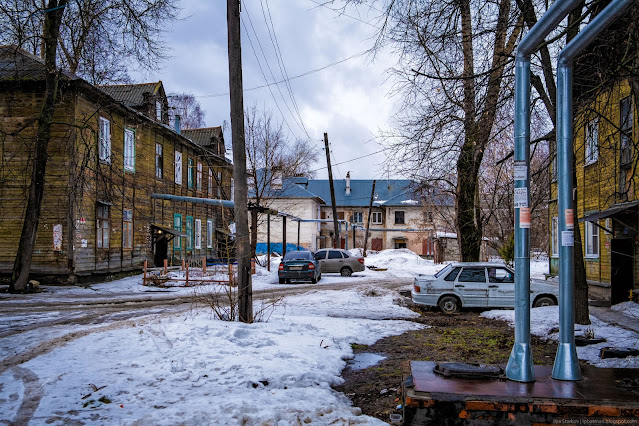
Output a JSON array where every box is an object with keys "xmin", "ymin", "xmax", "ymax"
[
  {"xmin": 174, "ymin": 114, "xmax": 181, "ymax": 134},
  {"xmin": 345, "ymin": 171, "xmax": 351, "ymax": 195}
]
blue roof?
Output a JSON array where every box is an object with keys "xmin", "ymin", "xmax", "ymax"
[{"xmin": 303, "ymin": 179, "xmax": 417, "ymax": 207}]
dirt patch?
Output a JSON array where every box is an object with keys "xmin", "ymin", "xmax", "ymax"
[{"xmin": 334, "ymin": 308, "xmax": 560, "ymax": 423}]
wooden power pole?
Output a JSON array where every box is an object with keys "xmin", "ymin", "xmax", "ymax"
[
  {"xmin": 324, "ymin": 133, "xmax": 340, "ymax": 248},
  {"xmin": 363, "ymin": 180, "xmax": 376, "ymax": 257},
  {"xmin": 227, "ymin": 0, "xmax": 252, "ymax": 323}
]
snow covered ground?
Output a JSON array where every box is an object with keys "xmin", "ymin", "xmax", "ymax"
[
  {"xmin": 2, "ymin": 249, "xmax": 637, "ymax": 424},
  {"xmin": 1, "ymin": 285, "xmax": 422, "ymax": 425},
  {"xmin": 483, "ymin": 303, "xmax": 639, "ymax": 369}
]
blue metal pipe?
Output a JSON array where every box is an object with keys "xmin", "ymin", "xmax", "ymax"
[
  {"xmin": 506, "ymin": 0, "xmax": 583, "ymax": 383},
  {"xmin": 552, "ymin": 0, "xmax": 634, "ymax": 381},
  {"xmin": 151, "ymin": 193, "xmax": 236, "ymax": 209}
]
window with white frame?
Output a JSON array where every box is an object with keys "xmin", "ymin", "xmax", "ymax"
[
  {"xmin": 585, "ymin": 221, "xmax": 599, "ymax": 257},
  {"xmin": 230, "ymin": 178, "xmax": 235, "ymax": 201},
  {"xmin": 372, "ymin": 211, "xmax": 382, "ymax": 224},
  {"xmin": 207, "ymin": 219, "xmax": 214, "ymax": 248},
  {"xmin": 124, "ymin": 128, "xmax": 135, "ymax": 172},
  {"xmin": 156, "ymin": 100, "xmax": 162, "ymax": 121},
  {"xmin": 98, "ymin": 117, "xmax": 111, "ymax": 163},
  {"xmin": 97, "ymin": 203, "xmax": 109, "ymax": 248},
  {"xmin": 551, "ymin": 216, "xmax": 558, "ymax": 257},
  {"xmin": 186, "ymin": 216, "xmax": 193, "ymax": 250},
  {"xmin": 217, "ymin": 172, "xmax": 222, "ymax": 198},
  {"xmin": 122, "ymin": 208, "xmax": 133, "ymax": 249},
  {"xmin": 174, "ymin": 151, "xmax": 182, "ymax": 184},
  {"xmin": 173, "ymin": 214, "xmax": 182, "ymax": 250},
  {"xmin": 197, "ymin": 163, "xmax": 202, "ymax": 191},
  {"xmin": 155, "ymin": 143, "xmax": 163, "ymax": 179},
  {"xmin": 195, "ymin": 219, "xmax": 202, "ymax": 249},
  {"xmin": 208, "ymin": 168, "xmax": 213, "ymax": 197},
  {"xmin": 187, "ymin": 158, "xmax": 194, "ymax": 188},
  {"xmin": 353, "ymin": 212, "xmax": 363, "ymax": 223},
  {"xmin": 585, "ymin": 119, "xmax": 599, "ymax": 165}
]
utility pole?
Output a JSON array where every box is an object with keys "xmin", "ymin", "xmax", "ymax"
[
  {"xmin": 363, "ymin": 180, "xmax": 376, "ymax": 257},
  {"xmin": 227, "ymin": 0, "xmax": 252, "ymax": 323},
  {"xmin": 324, "ymin": 133, "xmax": 340, "ymax": 248}
]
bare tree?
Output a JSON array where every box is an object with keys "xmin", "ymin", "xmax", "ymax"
[
  {"xmin": 168, "ymin": 93, "xmax": 206, "ymax": 130},
  {"xmin": 1, "ymin": 0, "xmax": 178, "ymax": 292},
  {"xmin": 0, "ymin": 0, "xmax": 178, "ymax": 85}
]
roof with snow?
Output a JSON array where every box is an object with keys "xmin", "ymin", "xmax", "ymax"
[{"xmin": 303, "ymin": 179, "xmax": 417, "ymax": 207}]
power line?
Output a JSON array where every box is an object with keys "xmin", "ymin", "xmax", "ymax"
[
  {"xmin": 195, "ymin": 50, "xmax": 369, "ymax": 98},
  {"xmin": 306, "ymin": 0, "xmax": 381, "ymax": 29},
  {"xmin": 260, "ymin": 0, "xmax": 312, "ymax": 141},
  {"xmin": 309, "ymin": 148, "xmax": 387, "ymax": 173}
]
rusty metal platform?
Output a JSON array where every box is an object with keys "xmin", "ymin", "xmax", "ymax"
[{"xmin": 403, "ymin": 361, "xmax": 639, "ymax": 424}]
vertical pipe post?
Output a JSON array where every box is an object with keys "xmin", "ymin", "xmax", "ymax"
[
  {"xmin": 552, "ymin": 59, "xmax": 581, "ymax": 380},
  {"xmin": 267, "ymin": 213, "xmax": 271, "ymax": 271},
  {"xmin": 551, "ymin": 0, "xmax": 633, "ymax": 380},
  {"xmin": 506, "ymin": 55, "xmax": 534, "ymax": 382},
  {"xmin": 282, "ymin": 216, "xmax": 287, "ymax": 257}
]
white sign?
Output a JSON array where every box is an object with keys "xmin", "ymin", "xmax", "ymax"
[
  {"xmin": 561, "ymin": 231, "xmax": 574, "ymax": 246},
  {"xmin": 514, "ymin": 160, "xmax": 527, "ymax": 181},
  {"xmin": 81, "ymin": 239, "xmax": 88, "ymax": 248},
  {"xmin": 514, "ymin": 187, "xmax": 528, "ymax": 208}
]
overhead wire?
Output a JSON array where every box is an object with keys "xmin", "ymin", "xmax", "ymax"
[
  {"xmin": 241, "ymin": 0, "xmax": 311, "ymax": 142},
  {"xmin": 260, "ymin": 0, "xmax": 312, "ymax": 141}
]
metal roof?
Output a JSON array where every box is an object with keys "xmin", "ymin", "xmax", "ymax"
[
  {"xmin": 304, "ymin": 179, "xmax": 418, "ymax": 207},
  {"xmin": 0, "ymin": 45, "xmax": 78, "ymax": 81},
  {"xmin": 182, "ymin": 127, "xmax": 223, "ymax": 148},
  {"xmin": 98, "ymin": 82, "xmax": 163, "ymax": 108}
]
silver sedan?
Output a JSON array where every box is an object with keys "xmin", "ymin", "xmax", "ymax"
[{"xmin": 314, "ymin": 249, "xmax": 365, "ymax": 276}]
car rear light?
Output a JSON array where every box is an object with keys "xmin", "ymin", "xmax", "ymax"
[
  {"xmin": 308, "ymin": 262, "xmax": 315, "ymax": 269},
  {"xmin": 278, "ymin": 263, "xmax": 284, "ymax": 271},
  {"xmin": 358, "ymin": 258, "xmax": 364, "ymax": 264},
  {"xmin": 413, "ymin": 285, "xmax": 421, "ymax": 293}
]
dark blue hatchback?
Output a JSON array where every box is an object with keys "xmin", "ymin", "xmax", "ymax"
[{"xmin": 278, "ymin": 250, "xmax": 321, "ymax": 284}]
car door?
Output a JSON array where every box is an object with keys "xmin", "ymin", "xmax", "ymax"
[
  {"xmin": 315, "ymin": 250, "xmax": 328, "ymax": 272},
  {"xmin": 326, "ymin": 250, "xmax": 345, "ymax": 273},
  {"xmin": 487, "ymin": 267, "xmax": 515, "ymax": 307},
  {"xmin": 454, "ymin": 267, "xmax": 488, "ymax": 307}
]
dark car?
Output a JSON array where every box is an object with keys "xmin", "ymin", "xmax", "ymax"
[{"xmin": 278, "ymin": 250, "xmax": 321, "ymax": 284}]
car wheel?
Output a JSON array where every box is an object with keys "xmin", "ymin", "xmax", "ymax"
[
  {"xmin": 278, "ymin": 278, "xmax": 285, "ymax": 284},
  {"xmin": 438, "ymin": 295, "xmax": 460, "ymax": 314},
  {"xmin": 311, "ymin": 276, "xmax": 317, "ymax": 284},
  {"xmin": 533, "ymin": 296, "xmax": 556, "ymax": 308},
  {"xmin": 340, "ymin": 267, "xmax": 353, "ymax": 277}
]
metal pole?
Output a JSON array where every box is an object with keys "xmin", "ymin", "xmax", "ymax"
[
  {"xmin": 324, "ymin": 133, "xmax": 340, "ymax": 247},
  {"xmin": 505, "ymin": 0, "xmax": 584, "ymax": 383},
  {"xmin": 297, "ymin": 220, "xmax": 300, "ymax": 249},
  {"xmin": 552, "ymin": 0, "xmax": 633, "ymax": 381},
  {"xmin": 506, "ymin": 54, "xmax": 534, "ymax": 383},
  {"xmin": 282, "ymin": 216, "xmax": 287, "ymax": 257},
  {"xmin": 267, "ymin": 213, "xmax": 270, "ymax": 271}
]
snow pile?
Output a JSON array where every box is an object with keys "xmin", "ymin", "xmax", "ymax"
[
  {"xmin": 611, "ymin": 301, "xmax": 639, "ymax": 321},
  {"xmin": 0, "ymin": 287, "xmax": 422, "ymax": 425},
  {"xmin": 364, "ymin": 249, "xmax": 442, "ymax": 276},
  {"xmin": 482, "ymin": 306, "xmax": 639, "ymax": 368}
]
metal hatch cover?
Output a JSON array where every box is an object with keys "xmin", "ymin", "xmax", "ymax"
[{"xmin": 433, "ymin": 362, "xmax": 503, "ymax": 379}]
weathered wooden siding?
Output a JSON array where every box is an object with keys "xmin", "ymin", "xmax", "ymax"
[
  {"xmin": 1, "ymin": 79, "xmax": 233, "ymax": 283},
  {"xmin": 0, "ymin": 82, "xmax": 75, "ymax": 281}
]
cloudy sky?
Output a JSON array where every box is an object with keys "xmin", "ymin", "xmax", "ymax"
[{"xmin": 143, "ymin": 0, "xmax": 399, "ymax": 181}]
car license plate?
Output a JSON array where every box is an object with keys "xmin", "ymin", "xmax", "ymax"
[{"xmin": 289, "ymin": 266, "xmax": 303, "ymax": 271}]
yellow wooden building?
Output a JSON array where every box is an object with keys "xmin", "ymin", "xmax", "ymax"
[{"xmin": 0, "ymin": 45, "xmax": 233, "ymax": 284}]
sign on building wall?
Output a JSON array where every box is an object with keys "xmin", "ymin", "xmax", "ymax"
[{"xmin": 53, "ymin": 224, "xmax": 62, "ymax": 251}]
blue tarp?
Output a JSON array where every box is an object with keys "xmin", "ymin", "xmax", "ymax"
[{"xmin": 255, "ymin": 243, "xmax": 304, "ymax": 255}]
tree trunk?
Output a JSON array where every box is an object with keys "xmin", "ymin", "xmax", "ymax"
[{"xmin": 10, "ymin": 0, "xmax": 68, "ymax": 293}]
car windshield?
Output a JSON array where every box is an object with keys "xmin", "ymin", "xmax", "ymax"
[
  {"xmin": 283, "ymin": 251, "xmax": 311, "ymax": 261},
  {"xmin": 434, "ymin": 264, "xmax": 453, "ymax": 278}
]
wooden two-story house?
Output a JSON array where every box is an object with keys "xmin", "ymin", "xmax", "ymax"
[
  {"xmin": 548, "ymin": 19, "xmax": 638, "ymax": 304},
  {"xmin": 0, "ymin": 45, "xmax": 232, "ymax": 284}
]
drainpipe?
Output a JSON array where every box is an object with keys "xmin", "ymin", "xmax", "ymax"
[
  {"xmin": 506, "ymin": 0, "xmax": 583, "ymax": 383},
  {"xmin": 553, "ymin": 0, "xmax": 634, "ymax": 381}
]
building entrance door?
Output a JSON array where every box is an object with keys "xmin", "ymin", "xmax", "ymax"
[{"xmin": 611, "ymin": 238, "xmax": 634, "ymax": 305}]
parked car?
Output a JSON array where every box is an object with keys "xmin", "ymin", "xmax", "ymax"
[
  {"xmin": 278, "ymin": 250, "xmax": 321, "ymax": 284},
  {"xmin": 411, "ymin": 262, "xmax": 559, "ymax": 313},
  {"xmin": 314, "ymin": 249, "xmax": 365, "ymax": 276}
]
